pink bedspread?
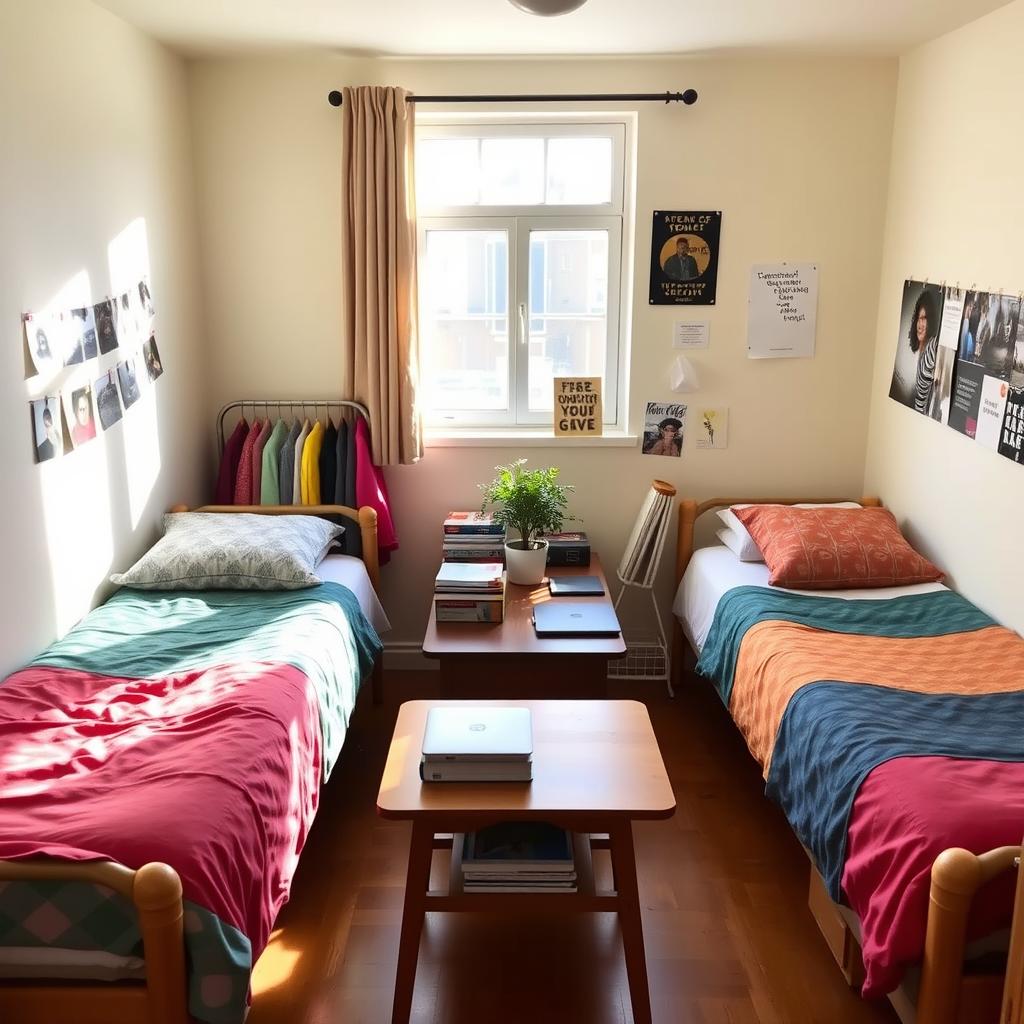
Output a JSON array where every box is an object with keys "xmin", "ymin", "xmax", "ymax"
[
  {"xmin": 843, "ymin": 756, "xmax": 1024, "ymax": 996},
  {"xmin": 0, "ymin": 661, "xmax": 322, "ymax": 956}
]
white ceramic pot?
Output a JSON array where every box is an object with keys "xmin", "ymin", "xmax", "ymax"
[{"xmin": 504, "ymin": 539, "xmax": 549, "ymax": 585}]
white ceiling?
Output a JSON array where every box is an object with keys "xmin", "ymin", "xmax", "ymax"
[{"xmin": 92, "ymin": 0, "xmax": 1008, "ymax": 58}]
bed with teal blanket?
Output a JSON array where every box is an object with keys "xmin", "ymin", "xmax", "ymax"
[{"xmin": 0, "ymin": 581, "xmax": 382, "ymax": 1024}]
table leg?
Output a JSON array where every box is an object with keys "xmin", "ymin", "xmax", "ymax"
[
  {"xmin": 609, "ymin": 821, "xmax": 652, "ymax": 1024},
  {"xmin": 391, "ymin": 822, "xmax": 435, "ymax": 1024}
]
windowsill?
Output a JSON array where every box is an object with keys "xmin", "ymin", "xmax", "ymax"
[{"xmin": 424, "ymin": 430, "xmax": 638, "ymax": 448}]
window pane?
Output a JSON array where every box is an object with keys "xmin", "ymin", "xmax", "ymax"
[
  {"xmin": 417, "ymin": 139, "xmax": 480, "ymax": 208},
  {"xmin": 527, "ymin": 229, "xmax": 609, "ymax": 412},
  {"xmin": 422, "ymin": 230, "xmax": 509, "ymax": 412},
  {"xmin": 546, "ymin": 138, "xmax": 612, "ymax": 205},
  {"xmin": 480, "ymin": 138, "xmax": 544, "ymax": 205}
]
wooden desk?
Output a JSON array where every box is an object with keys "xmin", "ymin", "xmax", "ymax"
[
  {"xmin": 422, "ymin": 554, "xmax": 627, "ymax": 698},
  {"xmin": 377, "ymin": 699, "xmax": 676, "ymax": 1024}
]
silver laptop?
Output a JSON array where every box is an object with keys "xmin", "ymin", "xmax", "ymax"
[{"xmin": 422, "ymin": 706, "xmax": 533, "ymax": 762}]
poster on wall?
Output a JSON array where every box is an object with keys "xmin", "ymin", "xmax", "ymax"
[
  {"xmin": 747, "ymin": 263, "xmax": 818, "ymax": 359},
  {"xmin": 695, "ymin": 407, "xmax": 728, "ymax": 449},
  {"xmin": 648, "ymin": 211, "xmax": 721, "ymax": 306},
  {"xmin": 552, "ymin": 377, "xmax": 602, "ymax": 437},
  {"xmin": 63, "ymin": 383, "xmax": 97, "ymax": 449},
  {"xmin": 999, "ymin": 387, "xmax": 1024, "ymax": 464},
  {"xmin": 948, "ymin": 291, "xmax": 1019, "ymax": 442},
  {"xmin": 641, "ymin": 401, "xmax": 687, "ymax": 457},
  {"xmin": 888, "ymin": 280, "xmax": 946, "ymax": 415},
  {"xmin": 29, "ymin": 397, "xmax": 63, "ymax": 463}
]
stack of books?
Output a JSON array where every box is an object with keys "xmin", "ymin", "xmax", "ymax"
[
  {"xmin": 420, "ymin": 706, "xmax": 532, "ymax": 782},
  {"xmin": 442, "ymin": 511, "xmax": 506, "ymax": 564},
  {"xmin": 434, "ymin": 561, "xmax": 506, "ymax": 623},
  {"xmin": 460, "ymin": 822, "xmax": 577, "ymax": 893}
]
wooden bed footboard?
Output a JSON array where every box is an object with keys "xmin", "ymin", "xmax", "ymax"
[{"xmin": 0, "ymin": 858, "xmax": 188, "ymax": 1024}]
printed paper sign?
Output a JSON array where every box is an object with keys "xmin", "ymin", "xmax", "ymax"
[
  {"xmin": 748, "ymin": 262, "xmax": 818, "ymax": 359},
  {"xmin": 553, "ymin": 377, "xmax": 602, "ymax": 436},
  {"xmin": 673, "ymin": 321, "xmax": 710, "ymax": 349}
]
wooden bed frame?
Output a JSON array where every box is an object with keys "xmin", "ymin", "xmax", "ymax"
[
  {"xmin": 0, "ymin": 503, "xmax": 382, "ymax": 1024},
  {"xmin": 672, "ymin": 496, "xmax": 1020, "ymax": 1024}
]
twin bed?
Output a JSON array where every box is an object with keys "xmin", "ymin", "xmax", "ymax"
[
  {"xmin": 672, "ymin": 496, "xmax": 1024, "ymax": 1024},
  {"xmin": 0, "ymin": 503, "xmax": 387, "ymax": 1024}
]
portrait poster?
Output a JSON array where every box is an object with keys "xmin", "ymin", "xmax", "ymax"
[
  {"xmin": 63, "ymin": 383, "xmax": 98, "ymax": 449},
  {"xmin": 695, "ymin": 407, "xmax": 728, "ymax": 449},
  {"xmin": 889, "ymin": 280, "xmax": 946, "ymax": 414},
  {"xmin": 94, "ymin": 298, "xmax": 120, "ymax": 355},
  {"xmin": 117, "ymin": 357, "xmax": 143, "ymax": 410},
  {"xmin": 30, "ymin": 397, "xmax": 63, "ymax": 463},
  {"xmin": 649, "ymin": 211, "xmax": 721, "ymax": 306},
  {"xmin": 998, "ymin": 388, "xmax": 1024, "ymax": 464},
  {"xmin": 94, "ymin": 370, "xmax": 123, "ymax": 431},
  {"xmin": 23, "ymin": 312, "xmax": 63, "ymax": 377},
  {"xmin": 67, "ymin": 306, "xmax": 99, "ymax": 366},
  {"xmin": 553, "ymin": 377, "xmax": 602, "ymax": 437},
  {"xmin": 747, "ymin": 263, "xmax": 818, "ymax": 359},
  {"xmin": 641, "ymin": 401, "xmax": 687, "ymax": 457},
  {"xmin": 143, "ymin": 335, "xmax": 163, "ymax": 382}
]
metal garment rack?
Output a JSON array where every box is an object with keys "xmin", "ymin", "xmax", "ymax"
[{"xmin": 216, "ymin": 398, "xmax": 370, "ymax": 451}]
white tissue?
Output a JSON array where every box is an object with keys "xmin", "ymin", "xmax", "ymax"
[{"xmin": 669, "ymin": 354, "xmax": 700, "ymax": 393}]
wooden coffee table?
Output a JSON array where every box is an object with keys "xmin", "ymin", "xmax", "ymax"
[
  {"xmin": 377, "ymin": 699, "xmax": 676, "ymax": 1024},
  {"xmin": 422, "ymin": 554, "xmax": 627, "ymax": 698}
]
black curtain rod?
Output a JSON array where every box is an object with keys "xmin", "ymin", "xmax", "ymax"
[{"xmin": 327, "ymin": 89, "xmax": 697, "ymax": 107}]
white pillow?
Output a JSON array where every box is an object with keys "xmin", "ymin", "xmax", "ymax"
[
  {"xmin": 716, "ymin": 502, "xmax": 863, "ymax": 563},
  {"xmin": 715, "ymin": 526, "xmax": 751, "ymax": 560}
]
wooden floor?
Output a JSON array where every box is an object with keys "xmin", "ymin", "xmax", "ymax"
[{"xmin": 246, "ymin": 669, "xmax": 900, "ymax": 1024}]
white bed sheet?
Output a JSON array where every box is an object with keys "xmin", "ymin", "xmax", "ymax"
[
  {"xmin": 673, "ymin": 545, "xmax": 946, "ymax": 655},
  {"xmin": 318, "ymin": 553, "xmax": 391, "ymax": 634}
]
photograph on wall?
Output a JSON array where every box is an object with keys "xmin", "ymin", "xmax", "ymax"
[
  {"xmin": 30, "ymin": 397, "xmax": 63, "ymax": 463},
  {"xmin": 114, "ymin": 291, "xmax": 139, "ymax": 347},
  {"xmin": 888, "ymin": 279, "xmax": 946, "ymax": 414},
  {"xmin": 93, "ymin": 299, "xmax": 120, "ymax": 355},
  {"xmin": 998, "ymin": 387, "xmax": 1024, "ymax": 464},
  {"xmin": 63, "ymin": 383, "xmax": 97, "ymax": 449},
  {"xmin": 23, "ymin": 312, "xmax": 63, "ymax": 377},
  {"xmin": 1012, "ymin": 304, "xmax": 1024, "ymax": 389},
  {"xmin": 94, "ymin": 370, "xmax": 123, "ymax": 431},
  {"xmin": 695, "ymin": 407, "xmax": 728, "ymax": 449},
  {"xmin": 649, "ymin": 211, "xmax": 721, "ymax": 306},
  {"xmin": 66, "ymin": 306, "xmax": 99, "ymax": 366},
  {"xmin": 641, "ymin": 401, "xmax": 687, "ymax": 457},
  {"xmin": 117, "ymin": 357, "xmax": 143, "ymax": 410},
  {"xmin": 138, "ymin": 277, "xmax": 155, "ymax": 318},
  {"xmin": 974, "ymin": 376, "xmax": 1012, "ymax": 451},
  {"xmin": 142, "ymin": 334, "xmax": 163, "ymax": 381}
]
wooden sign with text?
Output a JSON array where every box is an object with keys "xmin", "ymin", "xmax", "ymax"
[{"xmin": 553, "ymin": 377, "xmax": 603, "ymax": 437}]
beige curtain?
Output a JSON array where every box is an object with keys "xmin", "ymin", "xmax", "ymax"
[{"xmin": 341, "ymin": 86, "xmax": 421, "ymax": 465}]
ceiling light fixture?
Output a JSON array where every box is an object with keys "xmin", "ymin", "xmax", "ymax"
[{"xmin": 508, "ymin": 0, "xmax": 589, "ymax": 15}]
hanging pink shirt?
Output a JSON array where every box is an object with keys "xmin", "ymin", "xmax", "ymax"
[
  {"xmin": 353, "ymin": 416, "xmax": 398, "ymax": 563},
  {"xmin": 233, "ymin": 419, "xmax": 262, "ymax": 505}
]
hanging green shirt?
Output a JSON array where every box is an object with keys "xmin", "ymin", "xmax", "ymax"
[{"xmin": 260, "ymin": 418, "xmax": 290, "ymax": 505}]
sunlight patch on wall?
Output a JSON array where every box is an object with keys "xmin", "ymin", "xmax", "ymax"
[{"xmin": 109, "ymin": 217, "xmax": 161, "ymax": 528}]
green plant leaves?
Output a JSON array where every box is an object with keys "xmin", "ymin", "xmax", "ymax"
[{"xmin": 479, "ymin": 458, "xmax": 575, "ymax": 547}]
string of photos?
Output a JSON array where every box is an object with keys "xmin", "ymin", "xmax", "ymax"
[{"xmin": 24, "ymin": 277, "xmax": 164, "ymax": 464}]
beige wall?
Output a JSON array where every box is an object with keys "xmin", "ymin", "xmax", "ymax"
[
  {"xmin": 863, "ymin": 0, "xmax": 1024, "ymax": 634},
  {"xmin": 0, "ymin": 0, "xmax": 207, "ymax": 675},
  {"xmin": 189, "ymin": 54, "xmax": 897, "ymax": 651}
]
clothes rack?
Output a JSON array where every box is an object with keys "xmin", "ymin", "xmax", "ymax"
[{"xmin": 216, "ymin": 398, "xmax": 370, "ymax": 451}]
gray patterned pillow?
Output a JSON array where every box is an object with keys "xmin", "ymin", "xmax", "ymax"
[{"xmin": 111, "ymin": 513, "xmax": 344, "ymax": 590}]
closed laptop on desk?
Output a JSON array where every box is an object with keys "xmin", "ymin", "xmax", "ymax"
[
  {"xmin": 422, "ymin": 706, "xmax": 533, "ymax": 762},
  {"xmin": 532, "ymin": 601, "xmax": 621, "ymax": 638}
]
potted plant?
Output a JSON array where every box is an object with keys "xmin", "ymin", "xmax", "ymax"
[{"xmin": 479, "ymin": 459, "xmax": 574, "ymax": 585}]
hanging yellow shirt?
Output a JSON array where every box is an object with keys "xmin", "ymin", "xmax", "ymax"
[{"xmin": 300, "ymin": 419, "xmax": 325, "ymax": 505}]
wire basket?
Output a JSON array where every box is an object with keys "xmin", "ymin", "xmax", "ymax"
[{"xmin": 607, "ymin": 629, "xmax": 669, "ymax": 682}]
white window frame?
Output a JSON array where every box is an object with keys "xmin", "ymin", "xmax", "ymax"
[{"xmin": 416, "ymin": 113, "xmax": 634, "ymax": 433}]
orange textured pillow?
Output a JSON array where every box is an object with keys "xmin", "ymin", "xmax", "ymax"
[{"xmin": 730, "ymin": 506, "xmax": 944, "ymax": 590}]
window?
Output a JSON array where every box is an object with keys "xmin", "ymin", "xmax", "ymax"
[{"xmin": 416, "ymin": 117, "xmax": 633, "ymax": 430}]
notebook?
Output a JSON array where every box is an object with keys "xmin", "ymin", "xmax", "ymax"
[
  {"xmin": 532, "ymin": 601, "xmax": 621, "ymax": 638},
  {"xmin": 547, "ymin": 575, "xmax": 605, "ymax": 597},
  {"xmin": 421, "ymin": 706, "xmax": 533, "ymax": 762}
]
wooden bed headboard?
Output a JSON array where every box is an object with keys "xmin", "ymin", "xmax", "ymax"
[
  {"xmin": 171, "ymin": 503, "xmax": 380, "ymax": 595},
  {"xmin": 674, "ymin": 495, "xmax": 882, "ymax": 586}
]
